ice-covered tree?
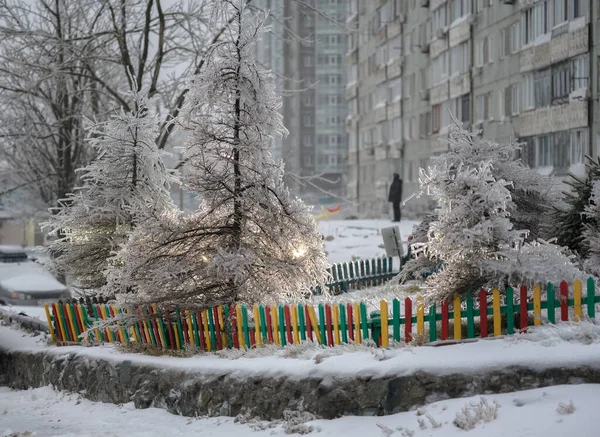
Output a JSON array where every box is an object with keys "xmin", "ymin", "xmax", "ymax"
[
  {"xmin": 402, "ymin": 125, "xmax": 582, "ymax": 302},
  {"xmin": 550, "ymin": 156, "xmax": 600, "ymax": 258},
  {"xmin": 109, "ymin": 0, "xmax": 329, "ymax": 309},
  {"xmin": 436, "ymin": 123, "xmax": 556, "ymax": 240},
  {"xmin": 582, "ymin": 180, "xmax": 600, "ymax": 275},
  {"xmin": 43, "ymin": 87, "xmax": 174, "ymax": 294}
]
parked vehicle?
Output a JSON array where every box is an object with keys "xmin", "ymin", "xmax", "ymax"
[{"xmin": 0, "ymin": 246, "xmax": 69, "ymax": 306}]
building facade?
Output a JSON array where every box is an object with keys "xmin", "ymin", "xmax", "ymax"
[
  {"xmin": 347, "ymin": 0, "xmax": 597, "ymax": 218},
  {"xmin": 255, "ymin": 0, "xmax": 348, "ymax": 206}
]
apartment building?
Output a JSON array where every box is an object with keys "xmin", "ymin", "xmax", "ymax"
[
  {"xmin": 254, "ymin": 0, "xmax": 348, "ymax": 205},
  {"xmin": 347, "ymin": 0, "xmax": 598, "ymax": 218}
]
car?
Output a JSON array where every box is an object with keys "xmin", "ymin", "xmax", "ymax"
[{"xmin": 0, "ymin": 246, "xmax": 70, "ymax": 306}]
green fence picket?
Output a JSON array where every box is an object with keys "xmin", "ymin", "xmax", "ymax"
[
  {"xmin": 588, "ymin": 277, "xmax": 595, "ymax": 318},
  {"xmin": 360, "ymin": 302, "xmax": 369, "ymax": 340},
  {"xmin": 241, "ymin": 305, "xmax": 251, "ymax": 347},
  {"xmin": 318, "ymin": 304, "xmax": 326, "ymax": 346},
  {"xmin": 547, "ymin": 283, "xmax": 556, "ymax": 324},
  {"xmin": 298, "ymin": 304, "xmax": 307, "ymax": 341},
  {"xmin": 429, "ymin": 303, "xmax": 437, "ymax": 342},
  {"xmin": 259, "ymin": 305, "xmax": 268, "ymax": 343},
  {"xmin": 392, "ymin": 299, "xmax": 400, "ymax": 342},
  {"xmin": 278, "ymin": 305, "xmax": 286, "ymax": 347},
  {"xmin": 339, "ymin": 303, "xmax": 348, "ymax": 343},
  {"xmin": 466, "ymin": 293, "xmax": 475, "ymax": 338},
  {"xmin": 192, "ymin": 311, "xmax": 201, "ymax": 348}
]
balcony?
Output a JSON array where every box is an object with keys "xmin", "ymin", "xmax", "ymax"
[
  {"xmin": 346, "ymin": 47, "xmax": 358, "ymax": 65},
  {"xmin": 430, "ymin": 81, "xmax": 449, "ymax": 105},
  {"xmin": 387, "ymin": 57, "xmax": 403, "ymax": 79},
  {"xmin": 377, "ymin": 25, "xmax": 387, "ymax": 45},
  {"xmin": 375, "ymin": 104, "xmax": 387, "ymax": 123},
  {"xmin": 387, "ymin": 100, "xmax": 401, "ymax": 119},
  {"xmin": 345, "ymin": 82, "xmax": 357, "ymax": 100},
  {"xmin": 430, "ymin": 37, "xmax": 448, "ymax": 59},
  {"xmin": 387, "ymin": 16, "xmax": 403, "ymax": 38},
  {"xmin": 375, "ymin": 65, "xmax": 387, "ymax": 84},
  {"xmin": 375, "ymin": 146, "xmax": 388, "ymax": 161},
  {"xmin": 449, "ymin": 17, "xmax": 471, "ymax": 48},
  {"xmin": 431, "ymin": 0, "xmax": 448, "ymax": 10},
  {"xmin": 518, "ymin": 100, "xmax": 588, "ymax": 137},
  {"xmin": 388, "ymin": 140, "xmax": 403, "ymax": 159},
  {"xmin": 449, "ymin": 73, "xmax": 470, "ymax": 99},
  {"xmin": 520, "ymin": 24, "xmax": 589, "ymax": 73}
]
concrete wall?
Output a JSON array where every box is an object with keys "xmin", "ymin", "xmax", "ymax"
[{"xmin": 2, "ymin": 346, "xmax": 600, "ymax": 421}]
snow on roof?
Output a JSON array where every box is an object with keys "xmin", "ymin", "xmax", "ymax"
[
  {"xmin": 0, "ymin": 262, "xmax": 66, "ymax": 293},
  {"xmin": 0, "ymin": 245, "xmax": 26, "ymax": 254}
]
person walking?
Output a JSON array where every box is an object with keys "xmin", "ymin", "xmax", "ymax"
[{"xmin": 388, "ymin": 173, "xmax": 403, "ymax": 222}]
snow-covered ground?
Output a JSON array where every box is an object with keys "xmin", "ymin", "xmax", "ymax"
[
  {"xmin": 1, "ymin": 384, "xmax": 597, "ymax": 437},
  {"xmin": 2, "ymin": 318, "xmax": 600, "ymax": 381},
  {"xmin": 318, "ymin": 219, "xmax": 420, "ymax": 264}
]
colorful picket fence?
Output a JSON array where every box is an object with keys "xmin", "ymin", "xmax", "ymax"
[
  {"xmin": 45, "ymin": 279, "xmax": 600, "ymax": 349},
  {"xmin": 322, "ymin": 256, "xmax": 397, "ymax": 294}
]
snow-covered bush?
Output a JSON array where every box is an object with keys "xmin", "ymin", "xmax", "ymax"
[
  {"xmin": 402, "ymin": 124, "xmax": 582, "ymax": 302},
  {"xmin": 43, "ymin": 86, "xmax": 175, "ymax": 294},
  {"xmin": 453, "ymin": 398, "xmax": 499, "ymax": 430},
  {"xmin": 109, "ymin": 0, "xmax": 329, "ymax": 310}
]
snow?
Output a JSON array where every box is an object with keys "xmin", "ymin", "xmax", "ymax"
[
  {"xmin": 0, "ymin": 384, "xmax": 598, "ymax": 436},
  {"xmin": 318, "ymin": 219, "xmax": 420, "ymax": 265},
  {"xmin": 3, "ymin": 320, "xmax": 600, "ymax": 381},
  {"xmin": 0, "ymin": 304, "xmax": 48, "ymax": 320},
  {"xmin": 0, "ymin": 263, "xmax": 66, "ymax": 293}
]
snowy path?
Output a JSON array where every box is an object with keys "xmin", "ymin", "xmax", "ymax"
[
  {"xmin": 0, "ymin": 384, "xmax": 597, "ymax": 437},
  {"xmin": 318, "ymin": 219, "xmax": 419, "ymax": 264}
]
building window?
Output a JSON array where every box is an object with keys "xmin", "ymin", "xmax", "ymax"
[
  {"xmin": 511, "ymin": 23, "xmax": 520, "ymax": 53},
  {"xmin": 376, "ymin": 45, "xmax": 389, "ymax": 67},
  {"xmin": 460, "ymin": 93, "xmax": 470, "ymax": 124},
  {"xmin": 522, "ymin": 7, "xmax": 534, "ymax": 45},
  {"xmin": 304, "ymin": 154, "xmax": 313, "ymax": 166},
  {"xmin": 433, "ymin": 4, "xmax": 447, "ymax": 31},
  {"xmin": 535, "ymin": 135, "xmax": 553, "ymax": 167},
  {"xmin": 390, "ymin": 118, "xmax": 402, "ymax": 140},
  {"xmin": 477, "ymin": 92, "xmax": 492, "ymax": 122},
  {"xmin": 534, "ymin": 0, "xmax": 551, "ymax": 39},
  {"xmin": 552, "ymin": 61, "xmax": 571, "ymax": 104},
  {"xmin": 388, "ymin": 35, "xmax": 402, "ymax": 59},
  {"xmin": 570, "ymin": 129, "xmax": 588, "ymax": 165},
  {"xmin": 303, "ymin": 115, "xmax": 313, "ymax": 127},
  {"xmin": 419, "ymin": 67, "xmax": 429, "ymax": 92},
  {"xmin": 303, "ymin": 136, "xmax": 313, "ymax": 146},
  {"xmin": 451, "ymin": 41, "xmax": 470, "ymax": 76},
  {"xmin": 504, "ymin": 85, "xmax": 519, "ymax": 117},
  {"xmin": 388, "ymin": 78, "xmax": 402, "ymax": 101},
  {"xmin": 570, "ymin": 0, "xmax": 584, "ymax": 19},
  {"xmin": 534, "ymin": 69, "xmax": 551, "ymax": 107},
  {"xmin": 571, "ymin": 55, "xmax": 588, "ymax": 91},
  {"xmin": 419, "ymin": 112, "xmax": 430, "ymax": 137},
  {"xmin": 500, "ymin": 28, "xmax": 510, "ymax": 59},
  {"xmin": 303, "ymin": 56, "xmax": 313, "ymax": 67},
  {"xmin": 511, "ymin": 84, "xmax": 519, "ymax": 115},
  {"xmin": 554, "ymin": 0, "xmax": 568, "ymax": 25},
  {"xmin": 432, "ymin": 104, "xmax": 441, "ymax": 134},
  {"xmin": 431, "ymin": 52, "xmax": 449, "ymax": 85},
  {"xmin": 523, "ymin": 73, "xmax": 535, "ymax": 110},
  {"xmin": 450, "ymin": 0, "xmax": 471, "ymax": 24},
  {"xmin": 348, "ymin": 64, "xmax": 357, "ymax": 84}
]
